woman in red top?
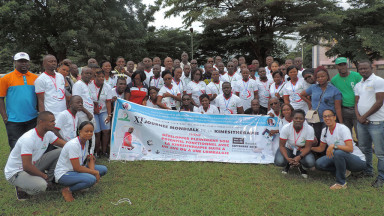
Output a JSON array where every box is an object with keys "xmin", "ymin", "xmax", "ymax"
[{"xmin": 124, "ymin": 71, "xmax": 148, "ymax": 105}]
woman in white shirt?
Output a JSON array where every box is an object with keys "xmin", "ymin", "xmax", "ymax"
[
  {"xmin": 283, "ymin": 66, "xmax": 309, "ymax": 112},
  {"xmin": 157, "ymin": 71, "xmax": 181, "ymax": 110},
  {"xmin": 274, "ymin": 109, "xmax": 315, "ymax": 178},
  {"xmin": 186, "ymin": 68, "xmax": 207, "ymax": 107},
  {"xmin": 269, "ymin": 70, "xmax": 285, "ymax": 104},
  {"xmin": 193, "ymin": 94, "xmax": 219, "ymax": 114},
  {"xmin": 312, "ymin": 110, "xmax": 366, "ymax": 190},
  {"xmin": 55, "ymin": 121, "xmax": 107, "ymax": 202}
]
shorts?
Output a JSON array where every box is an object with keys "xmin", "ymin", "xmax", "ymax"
[{"xmin": 94, "ymin": 112, "xmax": 111, "ymax": 133}]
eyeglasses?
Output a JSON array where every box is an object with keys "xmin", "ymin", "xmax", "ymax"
[
  {"xmin": 304, "ymin": 76, "xmax": 312, "ymax": 80},
  {"xmin": 323, "ymin": 114, "xmax": 334, "ymax": 119},
  {"xmin": 191, "ymin": 62, "xmax": 197, "ymax": 64},
  {"xmin": 182, "ymin": 98, "xmax": 191, "ymax": 101},
  {"xmin": 227, "ymin": 66, "xmax": 234, "ymax": 67},
  {"xmin": 269, "ymin": 102, "xmax": 278, "ymax": 106}
]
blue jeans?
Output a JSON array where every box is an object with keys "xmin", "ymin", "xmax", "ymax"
[
  {"xmin": 274, "ymin": 148, "xmax": 315, "ymax": 169},
  {"xmin": 357, "ymin": 121, "xmax": 384, "ymax": 180},
  {"xmin": 315, "ymin": 150, "xmax": 366, "ymax": 184},
  {"xmin": 58, "ymin": 165, "xmax": 107, "ymax": 192}
]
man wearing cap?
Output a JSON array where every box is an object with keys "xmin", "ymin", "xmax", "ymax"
[
  {"xmin": 0, "ymin": 52, "xmax": 39, "ymax": 149},
  {"xmin": 331, "ymin": 57, "xmax": 362, "ymax": 137}
]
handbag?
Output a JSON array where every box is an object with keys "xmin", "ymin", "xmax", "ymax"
[{"xmin": 305, "ymin": 85, "xmax": 327, "ymax": 123}]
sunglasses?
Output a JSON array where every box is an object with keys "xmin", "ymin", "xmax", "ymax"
[{"xmin": 269, "ymin": 102, "xmax": 278, "ymax": 106}]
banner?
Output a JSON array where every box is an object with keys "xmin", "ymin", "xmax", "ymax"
[{"xmin": 110, "ymin": 99, "xmax": 279, "ymax": 163}]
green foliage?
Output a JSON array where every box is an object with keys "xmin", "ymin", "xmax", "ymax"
[
  {"xmin": 299, "ymin": 0, "xmax": 384, "ymax": 64},
  {"xmin": 160, "ymin": 0, "xmax": 338, "ymax": 65},
  {"xmin": 0, "ymin": 0, "xmax": 156, "ymax": 72}
]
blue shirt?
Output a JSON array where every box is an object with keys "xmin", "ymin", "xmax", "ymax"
[{"xmin": 305, "ymin": 83, "xmax": 342, "ymax": 122}]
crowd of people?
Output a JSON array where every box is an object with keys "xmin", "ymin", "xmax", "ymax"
[{"xmin": 1, "ymin": 50, "xmax": 384, "ymax": 202}]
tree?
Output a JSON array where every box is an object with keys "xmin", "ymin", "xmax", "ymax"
[
  {"xmin": 0, "ymin": 0, "xmax": 157, "ymax": 72},
  {"xmin": 159, "ymin": 0, "xmax": 338, "ymax": 66},
  {"xmin": 298, "ymin": 0, "xmax": 384, "ymax": 64}
]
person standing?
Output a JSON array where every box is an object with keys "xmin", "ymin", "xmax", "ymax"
[
  {"xmin": 0, "ymin": 52, "xmax": 39, "ymax": 149},
  {"xmin": 180, "ymin": 52, "xmax": 190, "ymax": 69},
  {"xmin": 234, "ymin": 68, "xmax": 258, "ymax": 110},
  {"xmin": 206, "ymin": 70, "xmax": 223, "ymax": 106},
  {"xmin": 354, "ymin": 60, "xmax": 384, "ymax": 187},
  {"xmin": 35, "ymin": 55, "xmax": 67, "ymax": 118},
  {"xmin": 256, "ymin": 67, "xmax": 273, "ymax": 113},
  {"xmin": 331, "ymin": 57, "xmax": 362, "ymax": 137}
]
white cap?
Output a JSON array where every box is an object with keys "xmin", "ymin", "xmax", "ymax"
[{"xmin": 14, "ymin": 52, "xmax": 30, "ymax": 61}]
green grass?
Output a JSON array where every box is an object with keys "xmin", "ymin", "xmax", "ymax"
[{"xmin": 1, "ymin": 120, "xmax": 384, "ymax": 215}]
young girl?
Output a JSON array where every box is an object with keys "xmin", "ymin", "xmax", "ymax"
[
  {"xmin": 193, "ymin": 94, "xmax": 219, "ymax": 114},
  {"xmin": 147, "ymin": 87, "xmax": 159, "ymax": 108},
  {"xmin": 55, "ymin": 121, "xmax": 107, "ymax": 202}
]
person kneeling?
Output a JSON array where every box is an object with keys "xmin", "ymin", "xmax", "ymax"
[
  {"xmin": 55, "ymin": 121, "xmax": 107, "ymax": 202},
  {"xmin": 274, "ymin": 109, "xmax": 315, "ymax": 178},
  {"xmin": 312, "ymin": 110, "xmax": 366, "ymax": 190}
]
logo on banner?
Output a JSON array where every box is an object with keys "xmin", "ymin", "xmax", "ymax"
[
  {"xmin": 122, "ymin": 102, "xmax": 132, "ymax": 110},
  {"xmin": 134, "ymin": 116, "xmax": 145, "ymax": 125},
  {"xmin": 117, "ymin": 110, "xmax": 130, "ymax": 122}
]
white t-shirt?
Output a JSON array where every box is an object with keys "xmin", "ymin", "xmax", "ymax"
[
  {"xmin": 320, "ymin": 123, "xmax": 365, "ymax": 161},
  {"xmin": 111, "ymin": 87, "xmax": 125, "ymax": 99},
  {"xmin": 149, "ymin": 76, "xmax": 164, "ymax": 90},
  {"xmin": 144, "ymin": 69, "xmax": 154, "ymax": 86},
  {"xmin": 72, "ymin": 80, "xmax": 94, "ymax": 118},
  {"xmin": 283, "ymin": 79, "xmax": 308, "ymax": 112},
  {"xmin": 55, "ymin": 137, "xmax": 90, "ymax": 182},
  {"xmin": 279, "ymin": 117, "xmax": 291, "ymax": 132},
  {"xmin": 4, "ymin": 129, "xmax": 58, "ymax": 180},
  {"xmin": 221, "ymin": 73, "xmax": 242, "ymax": 84},
  {"xmin": 186, "ymin": 81, "xmax": 207, "ymax": 106},
  {"xmin": 215, "ymin": 94, "xmax": 243, "ymax": 114},
  {"xmin": 55, "ymin": 110, "xmax": 79, "ymax": 141},
  {"xmin": 255, "ymin": 79, "xmax": 273, "ymax": 108},
  {"xmin": 270, "ymin": 82, "xmax": 286, "ymax": 99},
  {"xmin": 280, "ymin": 122, "xmax": 314, "ymax": 153},
  {"xmin": 181, "ymin": 73, "xmax": 191, "ymax": 87},
  {"xmin": 355, "ymin": 74, "xmax": 384, "ymax": 121},
  {"xmin": 206, "ymin": 81, "xmax": 223, "ymax": 106},
  {"xmin": 172, "ymin": 78, "xmax": 184, "ymax": 95},
  {"xmin": 104, "ymin": 76, "xmax": 117, "ymax": 88},
  {"xmin": 35, "ymin": 72, "xmax": 67, "ymax": 117},
  {"xmin": 193, "ymin": 105, "xmax": 220, "ymax": 114},
  {"xmin": 158, "ymin": 84, "xmax": 181, "ymax": 108},
  {"xmin": 234, "ymin": 79, "xmax": 258, "ymax": 110},
  {"xmin": 146, "ymin": 98, "xmax": 159, "ymax": 109},
  {"xmin": 89, "ymin": 81, "xmax": 113, "ymax": 113}
]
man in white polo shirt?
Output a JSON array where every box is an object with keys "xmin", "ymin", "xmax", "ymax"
[
  {"xmin": 35, "ymin": 55, "xmax": 67, "ymax": 118},
  {"xmin": 354, "ymin": 60, "xmax": 384, "ymax": 187},
  {"xmin": 4, "ymin": 111, "xmax": 66, "ymax": 200},
  {"xmin": 215, "ymin": 82, "xmax": 244, "ymax": 114}
]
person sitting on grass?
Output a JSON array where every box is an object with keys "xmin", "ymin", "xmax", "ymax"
[
  {"xmin": 312, "ymin": 110, "xmax": 366, "ymax": 190},
  {"xmin": 4, "ymin": 111, "xmax": 66, "ymax": 201},
  {"xmin": 193, "ymin": 94, "xmax": 219, "ymax": 114},
  {"xmin": 55, "ymin": 121, "xmax": 107, "ymax": 202},
  {"xmin": 274, "ymin": 109, "xmax": 315, "ymax": 178}
]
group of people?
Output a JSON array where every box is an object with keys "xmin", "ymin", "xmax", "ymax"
[{"xmin": 1, "ymin": 51, "xmax": 383, "ymax": 202}]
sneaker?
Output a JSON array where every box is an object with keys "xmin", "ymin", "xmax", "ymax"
[
  {"xmin": 330, "ymin": 183, "xmax": 347, "ymax": 190},
  {"xmin": 371, "ymin": 178, "xmax": 384, "ymax": 188},
  {"xmin": 281, "ymin": 164, "xmax": 290, "ymax": 174},
  {"xmin": 345, "ymin": 170, "xmax": 351, "ymax": 178},
  {"xmin": 61, "ymin": 187, "xmax": 75, "ymax": 202},
  {"xmin": 298, "ymin": 165, "xmax": 308, "ymax": 179},
  {"xmin": 15, "ymin": 186, "xmax": 29, "ymax": 201}
]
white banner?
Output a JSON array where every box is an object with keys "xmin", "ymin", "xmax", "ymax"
[{"xmin": 110, "ymin": 99, "xmax": 279, "ymax": 163}]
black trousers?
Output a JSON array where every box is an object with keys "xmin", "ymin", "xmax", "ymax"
[{"xmin": 5, "ymin": 118, "xmax": 37, "ymax": 150}]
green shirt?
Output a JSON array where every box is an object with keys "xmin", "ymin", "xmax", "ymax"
[{"xmin": 331, "ymin": 71, "xmax": 362, "ymax": 107}]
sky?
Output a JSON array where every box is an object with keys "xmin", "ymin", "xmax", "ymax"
[{"xmin": 142, "ymin": 0, "xmax": 350, "ymax": 49}]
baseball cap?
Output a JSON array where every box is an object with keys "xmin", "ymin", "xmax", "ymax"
[
  {"xmin": 335, "ymin": 57, "xmax": 347, "ymax": 65},
  {"xmin": 14, "ymin": 52, "xmax": 30, "ymax": 61}
]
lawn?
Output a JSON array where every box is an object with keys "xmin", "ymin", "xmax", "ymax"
[{"xmin": 0, "ymin": 120, "xmax": 383, "ymax": 215}]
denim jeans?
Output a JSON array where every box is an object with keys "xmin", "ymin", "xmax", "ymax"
[
  {"xmin": 315, "ymin": 150, "xmax": 366, "ymax": 184},
  {"xmin": 357, "ymin": 121, "xmax": 384, "ymax": 180},
  {"xmin": 58, "ymin": 165, "xmax": 107, "ymax": 192},
  {"xmin": 5, "ymin": 118, "xmax": 37, "ymax": 150},
  {"xmin": 274, "ymin": 148, "xmax": 315, "ymax": 169}
]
